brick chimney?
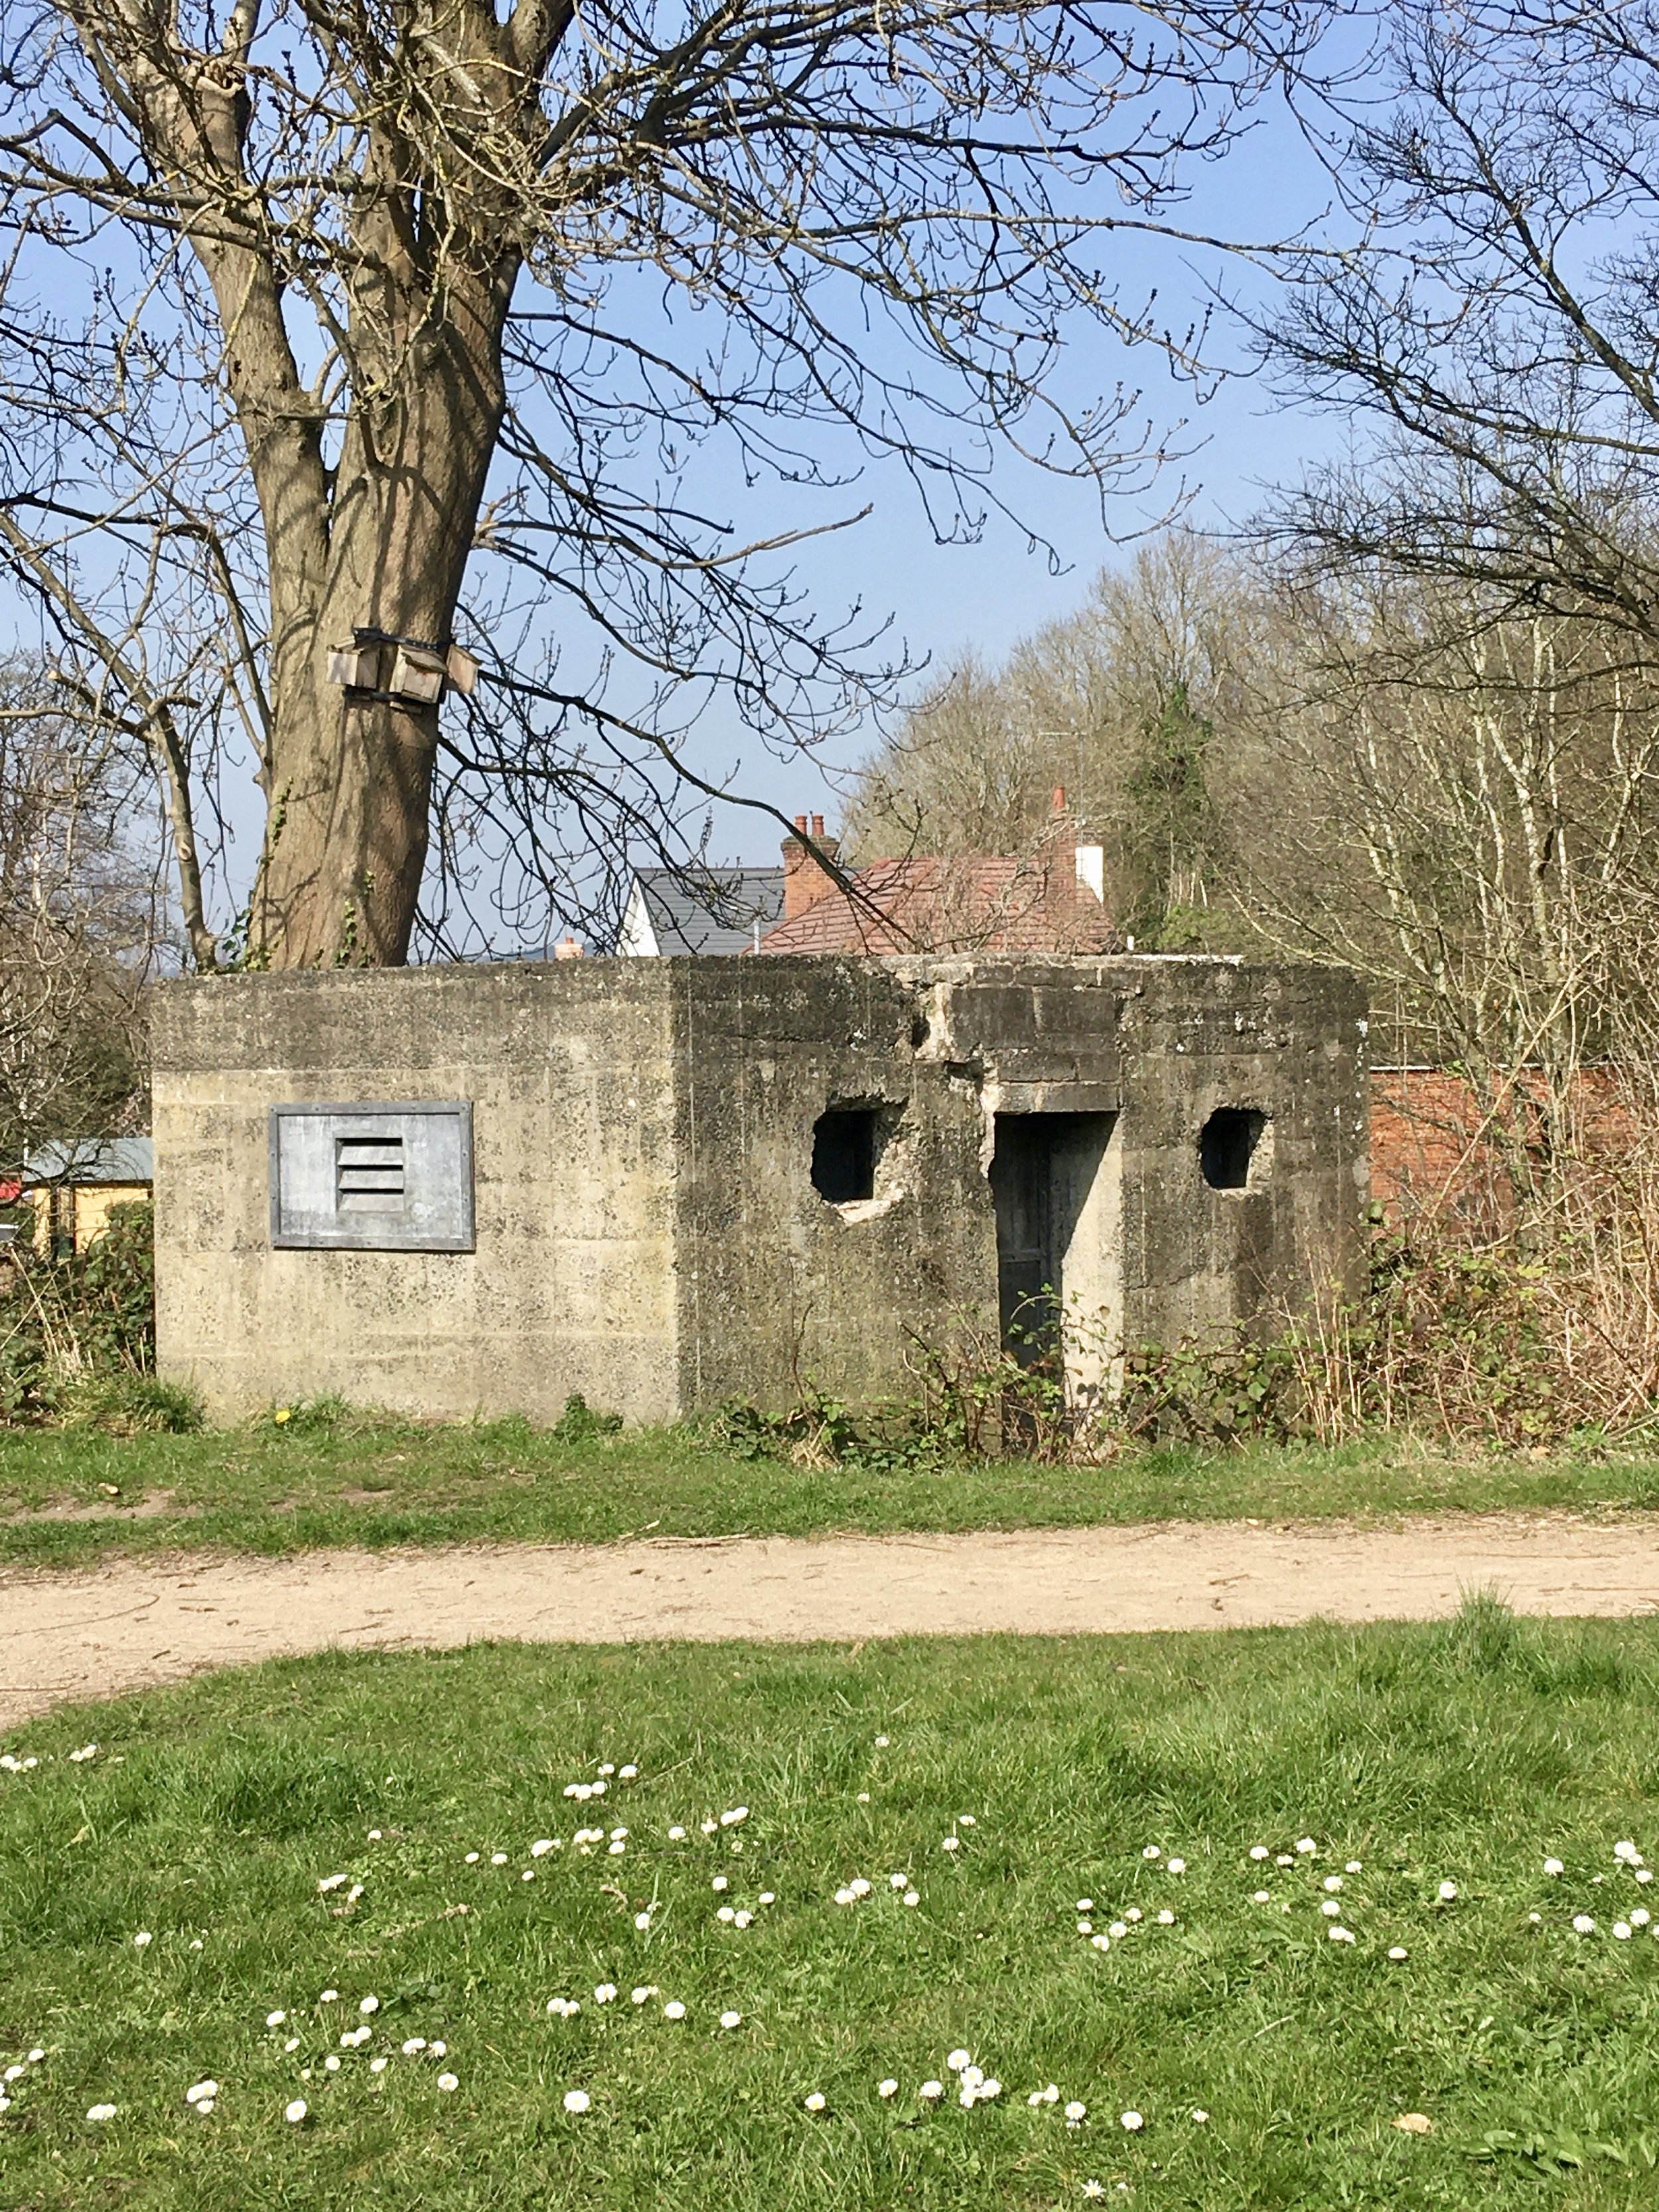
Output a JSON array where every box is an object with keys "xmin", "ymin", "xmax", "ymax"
[{"xmin": 782, "ymin": 812, "xmax": 841, "ymax": 921}]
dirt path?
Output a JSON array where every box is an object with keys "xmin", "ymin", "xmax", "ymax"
[{"xmin": 3, "ymin": 1514, "xmax": 1659, "ymax": 1730}]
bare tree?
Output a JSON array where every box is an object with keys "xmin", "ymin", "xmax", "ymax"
[
  {"xmin": 0, "ymin": 0, "xmax": 1317, "ymax": 968},
  {"xmin": 1261, "ymin": 0, "xmax": 1659, "ymax": 646},
  {"xmin": 845, "ymin": 529, "xmax": 1263, "ymax": 938},
  {"xmin": 1218, "ymin": 533, "xmax": 1659, "ymax": 1217},
  {"xmin": 849, "ymin": 504, "xmax": 1659, "ymax": 1213},
  {"xmin": 0, "ymin": 662, "xmax": 156, "ymax": 1171}
]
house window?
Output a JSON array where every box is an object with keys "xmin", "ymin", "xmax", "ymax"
[{"xmin": 1199, "ymin": 1107, "xmax": 1268, "ymax": 1191}]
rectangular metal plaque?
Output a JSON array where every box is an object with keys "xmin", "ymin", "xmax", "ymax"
[{"xmin": 269, "ymin": 1102, "xmax": 474, "ymax": 1251}]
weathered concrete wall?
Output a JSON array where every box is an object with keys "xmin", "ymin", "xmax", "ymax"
[
  {"xmin": 708, "ymin": 954, "xmax": 1368, "ymax": 1384},
  {"xmin": 671, "ymin": 959, "xmax": 999, "ymax": 1410},
  {"xmin": 151, "ymin": 964, "xmax": 681, "ymax": 1422},
  {"xmin": 151, "ymin": 953, "xmax": 1367, "ymax": 1424},
  {"xmin": 1106, "ymin": 959, "xmax": 1369, "ymax": 1347}
]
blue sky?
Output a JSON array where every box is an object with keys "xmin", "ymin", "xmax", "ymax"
[
  {"xmin": 684, "ymin": 76, "xmax": 1358, "ymax": 863},
  {"xmin": 1, "ymin": 24, "xmax": 1364, "ymax": 919}
]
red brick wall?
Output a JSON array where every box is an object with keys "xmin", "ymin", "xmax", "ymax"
[{"xmin": 1368, "ymin": 1068, "xmax": 1634, "ymax": 1222}]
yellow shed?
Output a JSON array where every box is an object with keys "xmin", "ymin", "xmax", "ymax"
[{"xmin": 23, "ymin": 1138, "xmax": 153, "ymax": 1254}]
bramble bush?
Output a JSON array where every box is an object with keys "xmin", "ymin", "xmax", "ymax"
[
  {"xmin": 2, "ymin": 1178, "xmax": 1653, "ymax": 1456},
  {"xmin": 707, "ymin": 1198, "xmax": 1659, "ymax": 1467},
  {"xmin": 0, "ymin": 1202, "xmax": 199, "ymax": 1432}
]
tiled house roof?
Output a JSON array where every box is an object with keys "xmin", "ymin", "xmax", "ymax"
[{"xmin": 752, "ymin": 851, "xmax": 1119, "ymax": 956}]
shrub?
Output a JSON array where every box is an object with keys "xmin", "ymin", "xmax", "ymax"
[
  {"xmin": 549, "ymin": 1392, "xmax": 624, "ymax": 1444},
  {"xmin": 0, "ymin": 1199, "xmax": 186, "ymax": 1428},
  {"xmin": 698, "ymin": 1189, "xmax": 1659, "ymax": 1466}
]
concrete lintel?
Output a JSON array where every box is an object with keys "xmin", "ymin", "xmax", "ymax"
[{"xmin": 991, "ymin": 1081, "xmax": 1121, "ymax": 1116}]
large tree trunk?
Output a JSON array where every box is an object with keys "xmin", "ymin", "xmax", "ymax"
[
  {"xmin": 121, "ymin": 0, "xmax": 531, "ymax": 968},
  {"xmin": 248, "ymin": 267, "xmax": 515, "ymax": 966}
]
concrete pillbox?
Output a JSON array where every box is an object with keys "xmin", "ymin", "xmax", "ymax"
[{"xmin": 149, "ymin": 954, "xmax": 1368, "ymax": 1425}]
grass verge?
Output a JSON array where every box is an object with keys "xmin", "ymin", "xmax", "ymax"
[
  {"xmin": 5, "ymin": 1414, "xmax": 1659, "ymax": 1568},
  {"xmin": 5, "ymin": 1605, "xmax": 1659, "ymax": 2205}
]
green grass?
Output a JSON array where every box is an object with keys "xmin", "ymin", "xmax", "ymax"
[
  {"xmin": 7, "ymin": 1609, "xmax": 1659, "ymax": 2205},
  {"xmin": 3, "ymin": 1410, "xmax": 1659, "ymax": 1568}
]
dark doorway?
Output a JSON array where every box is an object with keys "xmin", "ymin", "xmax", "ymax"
[{"xmin": 989, "ymin": 1113, "xmax": 1116, "ymax": 1361}]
